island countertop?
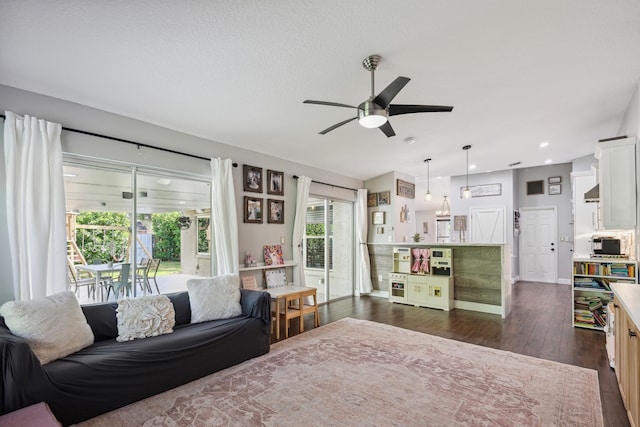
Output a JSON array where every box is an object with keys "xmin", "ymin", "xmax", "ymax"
[{"xmin": 611, "ymin": 282, "xmax": 640, "ymax": 328}]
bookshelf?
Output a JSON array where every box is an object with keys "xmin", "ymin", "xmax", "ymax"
[{"xmin": 572, "ymin": 258, "xmax": 637, "ymax": 330}]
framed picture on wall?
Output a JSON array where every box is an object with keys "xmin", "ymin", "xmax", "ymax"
[
  {"xmin": 267, "ymin": 170, "xmax": 284, "ymax": 196},
  {"xmin": 243, "ymin": 164, "xmax": 263, "ymax": 193},
  {"xmin": 367, "ymin": 192, "xmax": 378, "ymax": 207},
  {"xmin": 377, "ymin": 191, "xmax": 390, "ymax": 205},
  {"xmin": 267, "ymin": 199, "xmax": 285, "ymax": 224},
  {"xmin": 549, "ymin": 184, "xmax": 562, "ymax": 195},
  {"xmin": 526, "ymin": 180, "xmax": 544, "ymax": 195},
  {"xmin": 548, "ymin": 176, "xmax": 561, "ymax": 184},
  {"xmin": 244, "ymin": 196, "xmax": 263, "ymax": 223},
  {"xmin": 396, "ymin": 179, "xmax": 415, "ymax": 199},
  {"xmin": 372, "ymin": 211, "xmax": 385, "ymax": 225}
]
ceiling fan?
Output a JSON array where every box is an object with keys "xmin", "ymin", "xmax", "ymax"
[{"xmin": 303, "ymin": 54, "xmax": 453, "ymax": 137}]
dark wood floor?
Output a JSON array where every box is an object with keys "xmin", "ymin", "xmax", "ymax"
[{"xmin": 281, "ymin": 281, "xmax": 629, "ymax": 427}]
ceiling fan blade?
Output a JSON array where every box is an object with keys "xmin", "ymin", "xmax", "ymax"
[
  {"xmin": 319, "ymin": 117, "xmax": 357, "ymax": 135},
  {"xmin": 378, "ymin": 121, "xmax": 395, "ymax": 138},
  {"xmin": 303, "ymin": 100, "xmax": 357, "ymax": 109},
  {"xmin": 373, "ymin": 77, "xmax": 410, "ymax": 109},
  {"xmin": 389, "ymin": 104, "xmax": 454, "ymax": 116}
]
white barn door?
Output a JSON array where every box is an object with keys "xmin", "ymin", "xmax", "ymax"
[{"xmin": 470, "ymin": 206, "xmax": 506, "ymax": 243}]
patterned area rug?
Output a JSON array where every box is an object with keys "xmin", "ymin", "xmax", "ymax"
[{"xmin": 75, "ymin": 318, "xmax": 603, "ymax": 427}]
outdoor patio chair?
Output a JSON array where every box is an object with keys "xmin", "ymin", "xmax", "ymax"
[
  {"xmin": 136, "ymin": 257, "xmax": 150, "ymax": 291},
  {"xmin": 68, "ymin": 264, "xmax": 95, "ymax": 299},
  {"xmin": 104, "ymin": 263, "xmax": 131, "ymax": 300},
  {"xmin": 144, "ymin": 258, "xmax": 161, "ymax": 294}
]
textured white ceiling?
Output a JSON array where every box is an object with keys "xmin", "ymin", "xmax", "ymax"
[{"xmin": 2, "ymin": 0, "xmax": 640, "ymax": 211}]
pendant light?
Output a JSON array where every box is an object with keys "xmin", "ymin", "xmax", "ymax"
[
  {"xmin": 463, "ymin": 145, "xmax": 472, "ymax": 199},
  {"xmin": 424, "ymin": 158, "xmax": 432, "ymax": 201}
]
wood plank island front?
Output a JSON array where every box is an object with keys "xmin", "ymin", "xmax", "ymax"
[{"xmin": 368, "ymin": 243, "xmax": 513, "ymax": 318}]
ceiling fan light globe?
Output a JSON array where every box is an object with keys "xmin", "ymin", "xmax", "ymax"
[{"xmin": 358, "ymin": 114, "xmax": 387, "ymax": 128}]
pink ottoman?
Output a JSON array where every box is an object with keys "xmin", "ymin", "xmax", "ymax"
[{"xmin": 0, "ymin": 402, "xmax": 61, "ymax": 427}]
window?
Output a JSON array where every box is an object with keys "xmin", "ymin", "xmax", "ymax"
[
  {"xmin": 197, "ymin": 216, "xmax": 211, "ymax": 255},
  {"xmin": 305, "ymin": 201, "xmax": 333, "ymax": 269}
]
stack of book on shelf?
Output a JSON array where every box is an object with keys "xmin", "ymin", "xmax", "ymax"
[
  {"xmin": 574, "ymin": 296, "xmax": 608, "ymax": 328},
  {"xmin": 574, "ymin": 277, "xmax": 611, "ymax": 290},
  {"xmin": 610, "ymin": 263, "xmax": 634, "ymax": 277}
]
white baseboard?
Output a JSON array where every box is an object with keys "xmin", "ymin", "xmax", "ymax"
[
  {"xmin": 454, "ymin": 300, "xmax": 502, "ymax": 316},
  {"xmin": 369, "ymin": 290, "xmax": 389, "ymax": 299},
  {"xmin": 557, "ymin": 278, "xmax": 571, "ymax": 285}
]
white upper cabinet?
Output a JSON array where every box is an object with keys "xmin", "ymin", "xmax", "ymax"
[{"xmin": 598, "ymin": 137, "xmax": 637, "ymax": 229}]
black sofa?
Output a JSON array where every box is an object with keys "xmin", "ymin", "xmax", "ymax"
[{"xmin": 0, "ymin": 289, "xmax": 271, "ymax": 426}]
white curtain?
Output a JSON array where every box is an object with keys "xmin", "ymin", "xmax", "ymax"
[
  {"xmin": 4, "ymin": 111, "xmax": 66, "ymax": 300},
  {"xmin": 355, "ymin": 189, "xmax": 373, "ymax": 294},
  {"xmin": 210, "ymin": 158, "xmax": 239, "ymax": 275},
  {"xmin": 292, "ymin": 176, "xmax": 311, "ymax": 286}
]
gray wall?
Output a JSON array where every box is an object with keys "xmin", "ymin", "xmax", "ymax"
[
  {"xmin": 449, "ymin": 169, "xmax": 517, "ymax": 277},
  {"xmin": 0, "ymin": 84, "xmax": 362, "ymax": 303},
  {"xmin": 515, "ymin": 162, "xmax": 573, "ymax": 282}
]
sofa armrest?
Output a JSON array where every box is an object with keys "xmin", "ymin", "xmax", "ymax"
[
  {"xmin": 240, "ymin": 289, "xmax": 271, "ymax": 325},
  {"xmin": 0, "ymin": 318, "xmax": 45, "ymax": 415}
]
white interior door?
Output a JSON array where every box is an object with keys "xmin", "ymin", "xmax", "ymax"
[
  {"xmin": 519, "ymin": 207, "xmax": 557, "ymax": 283},
  {"xmin": 470, "ymin": 206, "xmax": 506, "ymax": 243}
]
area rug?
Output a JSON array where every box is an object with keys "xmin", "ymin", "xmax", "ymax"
[{"xmin": 75, "ymin": 318, "xmax": 603, "ymax": 427}]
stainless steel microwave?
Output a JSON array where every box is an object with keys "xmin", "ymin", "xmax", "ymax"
[{"xmin": 592, "ymin": 237, "xmax": 621, "ymax": 255}]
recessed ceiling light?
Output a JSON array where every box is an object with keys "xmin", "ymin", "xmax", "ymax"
[
  {"xmin": 404, "ymin": 137, "xmax": 415, "ymax": 145},
  {"xmin": 178, "ymin": 201, "xmax": 186, "ymax": 205},
  {"xmin": 539, "ymin": 141, "xmax": 549, "ymax": 148},
  {"xmin": 545, "ymin": 159, "xmax": 553, "ymax": 164},
  {"xmin": 486, "ymin": 170, "xmax": 493, "ymax": 173},
  {"xmin": 64, "ymin": 173, "xmax": 78, "ymax": 178},
  {"xmin": 469, "ymin": 164, "xmax": 477, "ymax": 170},
  {"xmin": 157, "ymin": 178, "xmax": 172, "ymax": 185}
]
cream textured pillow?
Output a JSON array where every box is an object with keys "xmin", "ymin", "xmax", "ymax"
[
  {"xmin": 116, "ymin": 294, "xmax": 175, "ymax": 342},
  {"xmin": 187, "ymin": 274, "xmax": 242, "ymax": 323},
  {"xmin": 0, "ymin": 291, "xmax": 94, "ymax": 365}
]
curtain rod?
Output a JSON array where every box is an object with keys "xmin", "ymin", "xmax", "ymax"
[
  {"xmin": 293, "ymin": 175, "xmax": 359, "ymax": 192},
  {"xmin": 0, "ymin": 113, "xmax": 238, "ymax": 167}
]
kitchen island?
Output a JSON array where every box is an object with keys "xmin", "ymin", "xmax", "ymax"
[{"xmin": 368, "ymin": 243, "xmax": 513, "ymax": 318}]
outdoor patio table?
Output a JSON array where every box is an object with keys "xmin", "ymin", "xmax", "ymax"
[{"xmin": 75, "ymin": 263, "xmax": 122, "ymax": 302}]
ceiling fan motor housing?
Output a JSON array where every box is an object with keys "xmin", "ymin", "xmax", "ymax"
[{"xmin": 358, "ymin": 99, "xmax": 388, "ymax": 128}]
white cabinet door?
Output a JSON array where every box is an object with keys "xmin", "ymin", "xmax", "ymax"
[
  {"xmin": 572, "ymin": 171, "xmax": 597, "ymax": 257},
  {"xmin": 599, "ymin": 137, "xmax": 636, "ymax": 229}
]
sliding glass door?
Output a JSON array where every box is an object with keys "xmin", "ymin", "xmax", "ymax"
[
  {"xmin": 304, "ymin": 197, "xmax": 354, "ymax": 303},
  {"xmin": 64, "ymin": 159, "xmax": 211, "ymax": 303}
]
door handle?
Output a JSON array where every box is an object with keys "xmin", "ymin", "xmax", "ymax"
[{"xmin": 630, "ymin": 329, "xmax": 637, "ymax": 338}]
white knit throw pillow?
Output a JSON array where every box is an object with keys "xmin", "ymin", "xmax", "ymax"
[
  {"xmin": 187, "ymin": 274, "xmax": 242, "ymax": 323},
  {"xmin": 116, "ymin": 294, "xmax": 176, "ymax": 342},
  {"xmin": 0, "ymin": 291, "xmax": 94, "ymax": 365}
]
